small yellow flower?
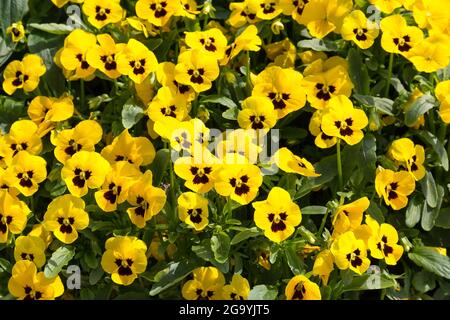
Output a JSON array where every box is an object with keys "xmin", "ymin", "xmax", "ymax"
[
  {"xmin": 82, "ymin": 0, "xmax": 124, "ymax": 29},
  {"xmin": 252, "ymin": 187, "xmax": 302, "ymax": 243},
  {"xmin": 332, "ymin": 197, "xmax": 370, "ymax": 238},
  {"xmin": 341, "ymin": 10, "xmax": 379, "ymax": 50},
  {"xmin": 86, "ymin": 34, "xmax": 126, "ymax": 79},
  {"xmin": 0, "ymin": 191, "xmax": 30, "ymax": 243},
  {"xmin": 178, "ymin": 192, "xmax": 209, "ymax": 231},
  {"xmin": 222, "ymin": 274, "xmax": 251, "ymax": 300},
  {"xmin": 14, "ymin": 235, "xmax": 46, "ymax": 268},
  {"xmin": 321, "ymin": 95, "xmax": 368, "ymax": 146},
  {"xmin": 6, "ymin": 22, "xmax": 25, "ymax": 43},
  {"xmin": 185, "ymin": 28, "xmax": 228, "ymax": 60},
  {"xmin": 228, "ymin": 0, "xmax": 260, "ymax": 28},
  {"xmin": 135, "ymin": 0, "xmax": 180, "ymax": 27},
  {"xmin": 2, "ymin": 54, "xmax": 46, "ymax": 95},
  {"xmin": 375, "ymin": 168, "xmax": 416, "ymax": 210},
  {"xmin": 237, "ymin": 96, "xmax": 277, "ymax": 131},
  {"xmin": 285, "ymin": 275, "xmax": 321, "ymax": 300},
  {"xmin": 182, "ymin": 266, "xmax": 225, "ymax": 300},
  {"xmin": 312, "ymin": 249, "xmax": 334, "ymax": 285},
  {"xmin": 101, "ymin": 236, "xmax": 148, "ymax": 286},
  {"xmin": 8, "ymin": 260, "xmax": 64, "ymax": 300},
  {"xmin": 273, "ymin": 147, "xmax": 320, "ymax": 177},
  {"xmin": 388, "ymin": 138, "xmax": 426, "ymax": 181},
  {"xmin": 43, "ymin": 194, "xmax": 89, "ymax": 244},
  {"xmin": 331, "ymin": 231, "xmax": 370, "ymax": 275},
  {"xmin": 380, "ymin": 15, "xmax": 423, "ymax": 57},
  {"xmin": 116, "ymin": 39, "xmax": 158, "ymax": 84}
]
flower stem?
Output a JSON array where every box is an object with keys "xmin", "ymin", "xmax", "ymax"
[
  {"xmin": 246, "ymin": 51, "xmax": 252, "ymax": 96},
  {"xmin": 385, "ymin": 53, "xmax": 394, "ymax": 97},
  {"xmin": 80, "ymin": 79, "xmax": 86, "ymax": 111},
  {"xmin": 336, "ymin": 139, "xmax": 343, "ymax": 192}
]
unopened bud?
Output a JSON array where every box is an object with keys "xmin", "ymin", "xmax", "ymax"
[{"xmin": 271, "ymin": 19, "xmax": 284, "ymax": 35}]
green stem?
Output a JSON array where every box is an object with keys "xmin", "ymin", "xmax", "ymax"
[
  {"xmin": 317, "ymin": 208, "xmax": 329, "ymax": 238},
  {"xmin": 80, "ymin": 79, "xmax": 86, "ymax": 111},
  {"xmin": 428, "ymin": 110, "xmax": 437, "ymax": 135},
  {"xmin": 336, "ymin": 139, "xmax": 343, "ymax": 192},
  {"xmin": 246, "ymin": 51, "xmax": 252, "ymax": 96},
  {"xmin": 438, "ymin": 123, "xmax": 447, "ymax": 144},
  {"xmin": 168, "ymin": 158, "xmax": 177, "ymax": 225},
  {"xmin": 385, "ymin": 53, "xmax": 394, "ymax": 97}
]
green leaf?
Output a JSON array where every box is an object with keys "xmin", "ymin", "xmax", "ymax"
[
  {"xmin": 222, "ymin": 106, "xmax": 239, "ymax": 120},
  {"xmin": 367, "ymin": 201, "xmax": 385, "ymax": 223},
  {"xmin": 211, "ymin": 232, "xmax": 231, "ymax": 264},
  {"xmin": 420, "ymin": 171, "xmax": 438, "ymax": 208},
  {"xmin": 0, "ymin": 36, "xmax": 15, "ymax": 68},
  {"xmin": 421, "ymin": 184, "xmax": 444, "ymax": 231},
  {"xmin": 405, "ymin": 195, "xmax": 423, "ymax": 228},
  {"xmin": 0, "ymin": 258, "xmax": 11, "ymax": 273},
  {"xmin": 0, "ymin": 96, "xmax": 26, "ymax": 125},
  {"xmin": 27, "ymin": 30, "xmax": 64, "ymax": 53},
  {"xmin": 0, "ymin": 0, "xmax": 29, "ymax": 34},
  {"xmin": 192, "ymin": 240, "xmax": 229, "ymax": 273},
  {"xmin": 121, "ymin": 100, "xmax": 144, "ymax": 129},
  {"xmin": 89, "ymin": 266, "xmax": 105, "ymax": 286},
  {"xmin": 412, "ymin": 271, "xmax": 436, "ymax": 293},
  {"xmin": 248, "ymin": 285, "xmax": 278, "ymax": 300},
  {"xmin": 201, "ymin": 95, "xmax": 237, "ymax": 109},
  {"xmin": 435, "ymin": 207, "xmax": 450, "ymax": 229},
  {"xmin": 231, "ymin": 227, "xmax": 261, "ymax": 245},
  {"xmin": 405, "ymin": 93, "xmax": 436, "ymax": 127},
  {"xmin": 343, "ymin": 272, "xmax": 397, "ymax": 291},
  {"xmin": 44, "ymin": 247, "xmax": 75, "ymax": 278},
  {"xmin": 353, "ymin": 94, "xmax": 394, "ymax": 116},
  {"xmin": 359, "ymin": 134, "xmax": 377, "ymax": 175},
  {"xmin": 29, "ymin": 23, "xmax": 75, "ymax": 35},
  {"xmin": 297, "ymin": 39, "xmax": 338, "ymax": 52},
  {"xmin": 301, "ymin": 206, "xmax": 328, "ymax": 215},
  {"xmin": 415, "ymin": 130, "xmax": 449, "ymax": 171},
  {"xmin": 149, "ymin": 149, "xmax": 171, "ymax": 187},
  {"xmin": 149, "ymin": 260, "xmax": 199, "ymax": 296},
  {"xmin": 285, "ymin": 247, "xmax": 303, "ymax": 275},
  {"xmin": 347, "ymin": 48, "xmax": 370, "ymax": 95},
  {"xmin": 408, "ymin": 247, "xmax": 450, "ymax": 279}
]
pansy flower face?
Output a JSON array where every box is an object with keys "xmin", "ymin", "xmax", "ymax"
[
  {"xmin": 8, "ymin": 260, "xmax": 64, "ymax": 300},
  {"xmin": 2, "ymin": 54, "xmax": 46, "ymax": 95},
  {"xmin": 175, "ymin": 0, "xmax": 200, "ymax": 19},
  {"xmin": 375, "ymin": 168, "xmax": 415, "ymax": 210},
  {"xmin": 178, "ymin": 192, "xmax": 209, "ymax": 231},
  {"xmin": 407, "ymin": 35, "xmax": 450, "ymax": 73},
  {"xmin": 4, "ymin": 152, "xmax": 47, "ymax": 197},
  {"xmin": 380, "ymin": 15, "xmax": 424, "ymax": 57},
  {"xmin": 116, "ymin": 39, "xmax": 158, "ymax": 84},
  {"xmin": 302, "ymin": 65, "xmax": 353, "ymax": 109},
  {"xmin": 61, "ymin": 151, "xmax": 111, "ymax": 197},
  {"xmin": 309, "ymin": 110, "xmax": 337, "ymax": 149},
  {"xmin": 101, "ymin": 236, "xmax": 148, "ymax": 286},
  {"xmin": 214, "ymin": 160, "xmax": 263, "ymax": 205},
  {"xmin": 237, "ymin": 96, "xmax": 277, "ymax": 131},
  {"xmin": 279, "ymin": 0, "xmax": 314, "ymax": 26},
  {"xmin": 43, "ymin": 194, "xmax": 89, "ymax": 244},
  {"xmin": 216, "ymin": 129, "xmax": 262, "ymax": 165},
  {"xmin": 388, "ymin": 138, "xmax": 425, "ymax": 181},
  {"xmin": 222, "ymin": 274, "xmax": 250, "ymax": 300},
  {"xmin": 321, "ymin": 95, "xmax": 368, "ymax": 146},
  {"xmin": 1, "ymin": 120, "xmax": 42, "ymax": 157},
  {"xmin": 51, "ymin": 120, "xmax": 103, "ymax": 164},
  {"xmin": 60, "ymin": 29, "xmax": 97, "ymax": 79},
  {"xmin": 94, "ymin": 161, "xmax": 142, "ymax": 212},
  {"xmin": 273, "ymin": 147, "xmax": 320, "ymax": 177},
  {"xmin": 252, "ymin": 66, "xmax": 306, "ymax": 119},
  {"xmin": 0, "ymin": 191, "xmax": 30, "ymax": 243},
  {"xmin": 285, "ymin": 275, "xmax": 321, "ymax": 300},
  {"xmin": 127, "ymin": 171, "xmax": 166, "ymax": 228},
  {"xmin": 157, "ymin": 62, "xmax": 196, "ymax": 101},
  {"xmin": 13, "ymin": 235, "xmax": 46, "ymax": 268},
  {"xmin": 256, "ymin": 0, "xmax": 282, "ymax": 20},
  {"xmin": 175, "ymin": 50, "xmax": 220, "ymax": 93},
  {"xmin": 228, "ymin": 0, "xmax": 260, "ymax": 28},
  {"xmin": 366, "ymin": 215, "xmax": 403, "ymax": 265},
  {"xmin": 341, "ymin": 10, "xmax": 379, "ymax": 49},
  {"xmin": 28, "ymin": 95, "xmax": 75, "ymax": 137},
  {"xmin": 332, "ymin": 197, "xmax": 370, "ymax": 238},
  {"xmin": 253, "ymin": 187, "xmax": 302, "ymax": 243},
  {"xmin": 331, "ymin": 231, "xmax": 370, "ymax": 275},
  {"xmin": 185, "ymin": 28, "xmax": 228, "ymax": 60},
  {"xmin": 312, "ymin": 249, "xmax": 334, "ymax": 285},
  {"xmin": 148, "ymin": 86, "xmax": 189, "ymax": 123},
  {"xmin": 182, "ymin": 267, "xmax": 225, "ymax": 300},
  {"xmin": 82, "ymin": 0, "xmax": 124, "ymax": 29},
  {"xmin": 6, "ymin": 22, "xmax": 25, "ymax": 43},
  {"xmin": 101, "ymin": 129, "xmax": 156, "ymax": 167},
  {"xmin": 86, "ymin": 34, "xmax": 126, "ymax": 79},
  {"xmin": 135, "ymin": 0, "xmax": 179, "ymax": 27},
  {"xmin": 174, "ymin": 151, "xmax": 220, "ymax": 194}
]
